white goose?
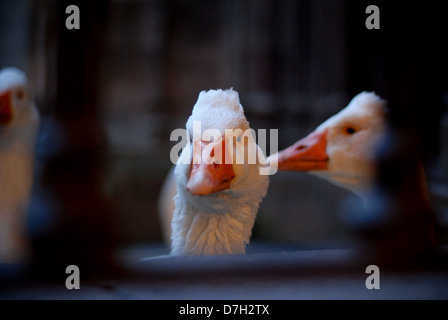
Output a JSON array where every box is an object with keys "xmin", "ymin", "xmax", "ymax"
[
  {"xmin": 268, "ymin": 92, "xmax": 435, "ymax": 254},
  {"xmin": 170, "ymin": 89, "xmax": 269, "ymax": 255},
  {"xmin": 0, "ymin": 67, "xmax": 40, "ymax": 263},
  {"xmin": 270, "ymin": 92, "xmax": 392, "ymax": 197}
]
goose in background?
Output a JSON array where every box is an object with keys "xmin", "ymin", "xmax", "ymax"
[
  {"xmin": 0, "ymin": 67, "xmax": 40, "ymax": 263},
  {"xmin": 269, "ymin": 92, "xmax": 390, "ymax": 197},
  {"xmin": 268, "ymin": 91, "xmax": 435, "ymax": 260}
]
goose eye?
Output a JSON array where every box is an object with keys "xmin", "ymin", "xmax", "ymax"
[
  {"xmin": 16, "ymin": 89, "xmax": 25, "ymax": 100},
  {"xmin": 345, "ymin": 127, "xmax": 357, "ymax": 135}
]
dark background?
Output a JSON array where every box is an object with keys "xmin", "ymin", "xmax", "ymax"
[{"xmin": 1, "ymin": 0, "xmax": 447, "ymax": 267}]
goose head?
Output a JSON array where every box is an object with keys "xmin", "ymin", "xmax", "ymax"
[
  {"xmin": 0, "ymin": 67, "xmax": 39, "ymax": 135},
  {"xmin": 271, "ymin": 92, "xmax": 387, "ymax": 195},
  {"xmin": 175, "ymin": 88, "xmax": 269, "ymax": 213}
]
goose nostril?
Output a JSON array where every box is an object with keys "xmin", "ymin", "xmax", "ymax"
[{"xmin": 295, "ymin": 145, "xmax": 306, "ymax": 151}]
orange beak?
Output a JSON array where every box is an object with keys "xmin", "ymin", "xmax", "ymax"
[
  {"xmin": 0, "ymin": 91, "xmax": 13, "ymax": 125},
  {"xmin": 187, "ymin": 137, "xmax": 236, "ymax": 196},
  {"xmin": 277, "ymin": 129, "xmax": 329, "ymax": 171}
]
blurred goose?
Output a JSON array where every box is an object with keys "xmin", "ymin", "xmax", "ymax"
[
  {"xmin": 0, "ymin": 67, "xmax": 40, "ymax": 263},
  {"xmin": 170, "ymin": 89, "xmax": 269, "ymax": 255}
]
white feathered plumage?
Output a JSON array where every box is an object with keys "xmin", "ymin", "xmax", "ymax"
[{"xmin": 0, "ymin": 67, "xmax": 40, "ymax": 263}]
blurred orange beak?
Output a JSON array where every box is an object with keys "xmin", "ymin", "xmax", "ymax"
[
  {"xmin": 277, "ymin": 129, "xmax": 329, "ymax": 171},
  {"xmin": 187, "ymin": 137, "xmax": 236, "ymax": 196},
  {"xmin": 0, "ymin": 91, "xmax": 13, "ymax": 125}
]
